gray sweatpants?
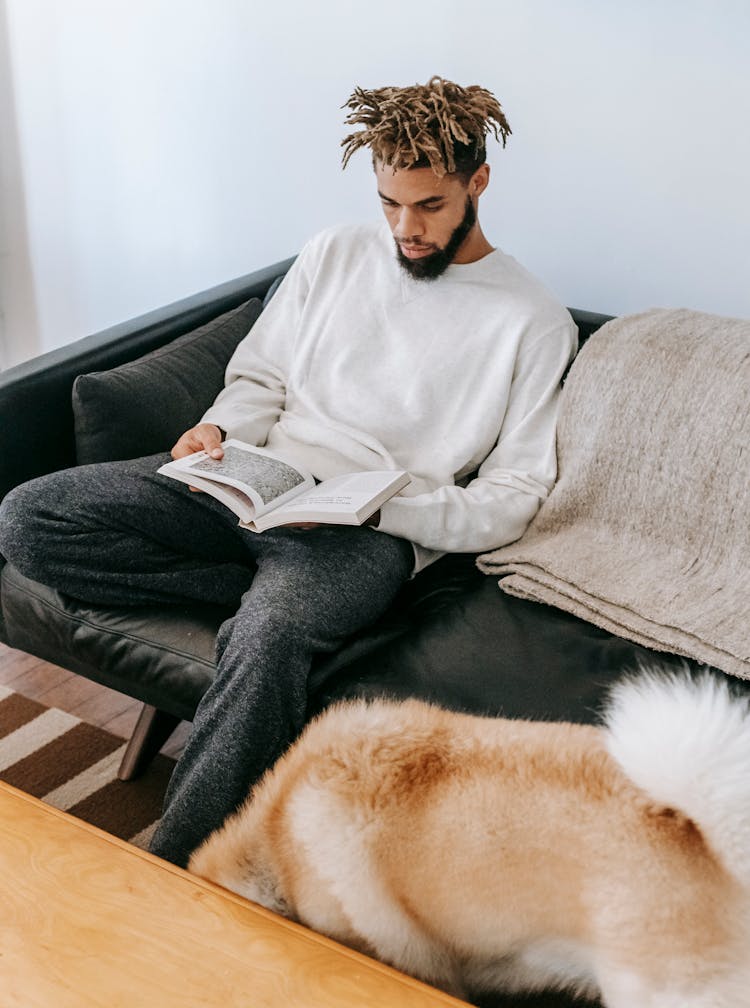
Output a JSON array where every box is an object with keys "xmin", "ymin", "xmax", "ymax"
[{"xmin": 0, "ymin": 454, "xmax": 413, "ymax": 866}]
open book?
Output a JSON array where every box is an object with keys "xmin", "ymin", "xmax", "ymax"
[{"xmin": 157, "ymin": 439, "xmax": 410, "ymax": 533}]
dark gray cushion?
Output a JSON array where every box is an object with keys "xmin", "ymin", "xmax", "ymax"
[{"xmin": 72, "ymin": 298, "xmax": 262, "ymax": 464}]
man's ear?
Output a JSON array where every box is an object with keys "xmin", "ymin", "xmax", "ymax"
[{"xmin": 470, "ymin": 163, "xmax": 490, "ymax": 199}]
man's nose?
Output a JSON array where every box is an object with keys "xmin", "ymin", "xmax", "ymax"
[{"xmin": 395, "ymin": 206, "xmax": 424, "ymax": 240}]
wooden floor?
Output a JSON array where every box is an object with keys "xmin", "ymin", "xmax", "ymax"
[{"xmin": 0, "ymin": 641, "xmax": 191, "ymax": 760}]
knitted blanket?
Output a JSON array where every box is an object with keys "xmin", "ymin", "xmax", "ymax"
[{"xmin": 477, "ymin": 307, "xmax": 750, "ymax": 681}]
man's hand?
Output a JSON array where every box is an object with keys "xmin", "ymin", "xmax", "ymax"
[
  {"xmin": 171, "ymin": 423, "xmax": 225, "ymax": 492},
  {"xmin": 171, "ymin": 423, "xmax": 225, "ymax": 461}
]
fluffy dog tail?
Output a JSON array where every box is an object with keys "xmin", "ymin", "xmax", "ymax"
[{"xmin": 604, "ymin": 666, "xmax": 750, "ymax": 888}]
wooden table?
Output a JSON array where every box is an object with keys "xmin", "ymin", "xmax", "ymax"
[{"xmin": 0, "ymin": 782, "xmax": 468, "ymax": 1007}]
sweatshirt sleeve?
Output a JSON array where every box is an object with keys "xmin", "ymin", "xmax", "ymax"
[
  {"xmin": 376, "ymin": 319, "xmax": 577, "ymax": 553},
  {"xmin": 200, "ymin": 247, "xmax": 311, "ymax": 445}
]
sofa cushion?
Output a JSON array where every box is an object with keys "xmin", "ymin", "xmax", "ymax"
[
  {"xmin": 307, "ymin": 557, "xmax": 690, "ymax": 724},
  {"xmin": 72, "ymin": 298, "xmax": 262, "ymax": 464},
  {"xmin": 1, "ymin": 553, "xmax": 686, "ymax": 730},
  {"xmin": 0, "ymin": 563, "xmax": 224, "ymax": 721}
]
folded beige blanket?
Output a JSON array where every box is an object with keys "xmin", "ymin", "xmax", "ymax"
[{"xmin": 477, "ymin": 307, "xmax": 750, "ymax": 681}]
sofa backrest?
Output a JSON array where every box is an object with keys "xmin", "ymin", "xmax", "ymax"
[{"xmin": 0, "ymin": 259, "xmax": 295, "ymax": 502}]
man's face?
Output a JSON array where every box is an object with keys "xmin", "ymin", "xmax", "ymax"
[{"xmin": 375, "ymin": 161, "xmax": 482, "ymax": 280}]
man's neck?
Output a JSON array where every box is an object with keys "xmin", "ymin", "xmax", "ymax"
[{"xmin": 452, "ymin": 224, "xmax": 494, "ymax": 265}]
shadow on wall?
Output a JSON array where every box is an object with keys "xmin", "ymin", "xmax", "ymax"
[{"xmin": 0, "ymin": 0, "xmax": 40, "ymax": 371}]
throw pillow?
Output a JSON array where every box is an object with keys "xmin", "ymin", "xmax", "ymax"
[{"xmin": 73, "ymin": 298, "xmax": 262, "ymax": 464}]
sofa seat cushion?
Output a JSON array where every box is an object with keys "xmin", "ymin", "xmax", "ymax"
[
  {"xmin": 2, "ymin": 554, "xmax": 683, "ymax": 729},
  {"xmin": 308, "ymin": 564, "xmax": 687, "ymax": 724},
  {"xmin": 1, "ymin": 558, "xmax": 463, "ymax": 719},
  {"xmin": 1, "ymin": 564, "xmax": 225, "ymax": 721}
]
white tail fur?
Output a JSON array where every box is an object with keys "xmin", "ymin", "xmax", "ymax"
[{"xmin": 604, "ymin": 666, "xmax": 750, "ymax": 887}]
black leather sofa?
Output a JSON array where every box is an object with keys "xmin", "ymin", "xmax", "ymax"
[
  {"xmin": 2, "ymin": 258, "xmax": 701, "ymax": 999},
  {"xmin": 0, "ymin": 257, "xmax": 701, "ymax": 1007},
  {"xmin": 0, "ymin": 257, "xmax": 681, "ymax": 766}
]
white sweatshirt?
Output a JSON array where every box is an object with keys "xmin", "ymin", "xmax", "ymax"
[{"xmin": 202, "ymin": 223, "xmax": 577, "ymax": 571}]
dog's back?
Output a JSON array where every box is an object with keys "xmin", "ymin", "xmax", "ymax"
[{"xmin": 189, "ymin": 674, "xmax": 750, "ymax": 1006}]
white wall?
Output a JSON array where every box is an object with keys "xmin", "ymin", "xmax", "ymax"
[{"xmin": 1, "ymin": 0, "xmax": 749, "ymax": 367}]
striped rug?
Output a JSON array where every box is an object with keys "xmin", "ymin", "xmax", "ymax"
[{"xmin": 0, "ymin": 683, "xmax": 175, "ymax": 849}]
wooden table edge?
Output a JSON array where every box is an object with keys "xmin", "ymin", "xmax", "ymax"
[{"xmin": 0, "ymin": 780, "xmax": 468, "ymax": 1007}]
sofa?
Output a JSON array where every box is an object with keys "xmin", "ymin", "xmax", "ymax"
[{"xmin": 0, "ymin": 256, "xmax": 691, "ymax": 1008}]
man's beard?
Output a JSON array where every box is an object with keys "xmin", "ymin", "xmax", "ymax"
[{"xmin": 395, "ymin": 197, "xmax": 477, "ymax": 281}]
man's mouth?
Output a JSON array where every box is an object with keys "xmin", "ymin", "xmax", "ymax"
[{"xmin": 399, "ymin": 244, "xmax": 432, "ymax": 260}]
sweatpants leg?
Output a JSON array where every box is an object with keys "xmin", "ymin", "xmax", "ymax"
[
  {"xmin": 0, "ymin": 461, "xmax": 413, "ymax": 869},
  {"xmin": 149, "ymin": 525, "xmax": 413, "ymax": 868},
  {"xmin": 0, "ymin": 454, "xmax": 258, "ymax": 607}
]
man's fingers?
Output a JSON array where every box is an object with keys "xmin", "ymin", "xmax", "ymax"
[
  {"xmin": 171, "ymin": 424, "xmax": 224, "ymax": 461},
  {"xmin": 200, "ymin": 424, "xmax": 225, "ymax": 459}
]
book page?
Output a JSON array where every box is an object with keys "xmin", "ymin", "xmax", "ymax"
[
  {"xmin": 170, "ymin": 440, "xmax": 315, "ymax": 516},
  {"xmin": 266, "ymin": 471, "xmax": 410, "ymax": 522},
  {"xmin": 186, "ymin": 444, "xmax": 307, "ymax": 505},
  {"xmin": 278, "ymin": 475, "xmax": 386, "ymax": 513}
]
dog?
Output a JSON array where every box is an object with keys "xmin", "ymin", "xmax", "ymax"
[{"xmin": 188, "ymin": 668, "xmax": 750, "ymax": 1007}]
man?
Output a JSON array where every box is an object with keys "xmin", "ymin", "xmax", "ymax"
[{"xmin": 0, "ymin": 77, "xmax": 577, "ymax": 867}]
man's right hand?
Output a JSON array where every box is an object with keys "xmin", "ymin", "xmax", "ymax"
[
  {"xmin": 170, "ymin": 424, "xmax": 225, "ymax": 492},
  {"xmin": 171, "ymin": 423, "xmax": 225, "ymax": 461}
]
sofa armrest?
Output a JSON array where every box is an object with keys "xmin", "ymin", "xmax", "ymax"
[
  {"xmin": 0, "ymin": 257, "xmax": 295, "ymax": 501},
  {"xmin": 569, "ymin": 307, "xmax": 614, "ymax": 346}
]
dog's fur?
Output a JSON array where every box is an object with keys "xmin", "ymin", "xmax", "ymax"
[{"xmin": 189, "ymin": 669, "xmax": 750, "ymax": 1006}]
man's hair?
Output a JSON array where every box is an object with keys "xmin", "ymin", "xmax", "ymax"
[{"xmin": 341, "ymin": 75, "xmax": 511, "ymax": 180}]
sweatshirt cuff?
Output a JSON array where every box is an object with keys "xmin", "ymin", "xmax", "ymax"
[{"xmin": 376, "ymin": 497, "xmax": 432, "ymax": 545}]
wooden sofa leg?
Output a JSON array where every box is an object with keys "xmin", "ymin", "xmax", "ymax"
[{"xmin": 117, "ymin": 704, "xmax": 182, "ymax": 781}]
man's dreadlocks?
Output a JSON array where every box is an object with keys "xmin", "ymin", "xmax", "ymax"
[{"xmin": 341, "ymin": 75, "xmax": 511, "ymax": 178}]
